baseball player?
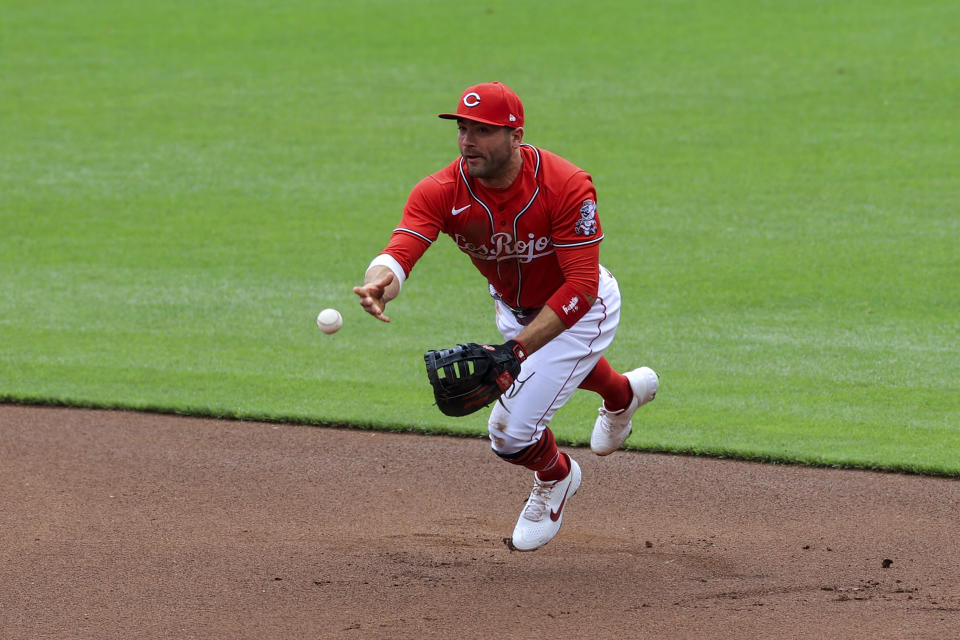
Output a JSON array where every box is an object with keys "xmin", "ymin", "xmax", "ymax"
[{"xmin": 354, "ymin": 81, "xmax": 658, "ymax": 551}]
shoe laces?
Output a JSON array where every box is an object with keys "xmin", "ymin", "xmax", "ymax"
[
  {"xmin": 597, "ymin": 405, "xmax": 628, "ymax": 432},
  {"xmin": 522, "ymin": 477, "xmax": 556, "ymax": 521}
]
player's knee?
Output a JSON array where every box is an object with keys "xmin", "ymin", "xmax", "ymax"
[
  {"xmin": 489, "ymin": 422, "xmax": 528, "ymax": 457},
  {"xmin": 489, "ymin": 424, "xmax": 526, "ymax": 457},
  {"xmin": 489, "ymin": 425, "xmax": 541, "ymax": 460}
]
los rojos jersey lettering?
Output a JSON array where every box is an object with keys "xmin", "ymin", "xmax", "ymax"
[{"xmin": 453, "ymin": 231, "xmax": 552, "ymax": 263}]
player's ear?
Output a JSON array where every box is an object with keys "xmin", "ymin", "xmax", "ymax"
[{"xmin": 510, "ymin": 126, "xmax": 524, "ymax": 147}]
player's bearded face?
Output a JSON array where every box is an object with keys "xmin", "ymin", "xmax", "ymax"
[{"xmin": 458, "ymin": 122, "xmax": 516, "ymax": 181}]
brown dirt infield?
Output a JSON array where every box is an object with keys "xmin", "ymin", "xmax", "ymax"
[{"xmin": 1, "ymin": 404, "xmax": 958, "ymax": 639}]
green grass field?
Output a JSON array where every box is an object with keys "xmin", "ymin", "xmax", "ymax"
[{"xmin": 2, "ymin": 1, "xmax": 957, "ymax": 474}]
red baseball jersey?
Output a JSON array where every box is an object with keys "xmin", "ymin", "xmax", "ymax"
[{"xmin": 380, "ymin": 144, "xmax": 604, "ymax": 323}]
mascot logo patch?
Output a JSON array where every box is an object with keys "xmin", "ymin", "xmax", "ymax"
[{"xmin": 575, "ymin": 199, "xmax": 598, "ymax": 236}]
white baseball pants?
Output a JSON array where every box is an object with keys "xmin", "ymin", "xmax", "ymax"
[{"xmin": 487, "ymin": 266, "xmax": 621, "ymax": 454}]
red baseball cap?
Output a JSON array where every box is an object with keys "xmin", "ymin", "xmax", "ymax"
[{"xmin": 438, "ymin": 81, "xmax": 524, "ymax": 128}]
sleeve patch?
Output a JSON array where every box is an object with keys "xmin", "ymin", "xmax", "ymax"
[{"xmin": 574, "ymin": 199, "xmax": 598, "ymax": 236}]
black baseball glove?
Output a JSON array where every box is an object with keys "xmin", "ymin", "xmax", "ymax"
[{"xmin": 424, "ymin": 340, "xmax": 527, "ymax": 417}]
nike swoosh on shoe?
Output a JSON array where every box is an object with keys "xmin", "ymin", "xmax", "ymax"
[{"xmin": 550, "ymin": 485, "xmax": 572, "ymax": 522}]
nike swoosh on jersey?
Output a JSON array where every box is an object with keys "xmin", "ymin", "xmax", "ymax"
[
  {"xmin": 550, "ymin": 484, "xmax": 572, "ymax": 522},
  {"xmin": 451, "ymin": 204, "xmax": 471, "ymax": 215}
]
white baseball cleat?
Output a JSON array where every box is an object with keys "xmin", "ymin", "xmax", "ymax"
[
  {"xmin": 590, "ymin": 366, "xmax": 658, "ymax": 456},
  {"xmin": 511, "ymin": 458, "xmax": 582, "ymax": 551}
]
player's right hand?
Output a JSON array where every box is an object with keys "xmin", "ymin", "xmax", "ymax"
[{"xmin": 353, "ymin": 272, "xmax": 394, "ymax": 323}]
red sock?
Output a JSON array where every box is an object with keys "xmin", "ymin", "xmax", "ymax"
[
  {"xmin": 502, "ymin": 427, "xmax": 570, "ymax": 482},
  {"xmin": 536, "ymin": 451, "xmax": 571, "ymax": 483},
  {"xmin": 579, "ymin": 357, "xmax": 632, "ymax": 412}
]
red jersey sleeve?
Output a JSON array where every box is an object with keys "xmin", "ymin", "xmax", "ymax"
[
  {"xmin": 550, "ymin": 169, "xmax": 603, "ymax": 259},
  {"xmin": 379, "ymin": 174, "xmax": 450, "ymax": 277},
  {"xmin": 544, "ymin": 170, "xmax": 603, "ymax": 326}
]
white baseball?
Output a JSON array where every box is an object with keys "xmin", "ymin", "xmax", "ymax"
[{"xmin": 316, "ymin": 308, "xmax": 343, "ymax": 334}]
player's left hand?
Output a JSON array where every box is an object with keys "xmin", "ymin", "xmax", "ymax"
[
  {"xmin": 488, "ymin": 340, "xmax": 527, "ymax": 366},
  {"xmin": 423, "ymin": 340, "xmax": 527, "ymax": 417}
]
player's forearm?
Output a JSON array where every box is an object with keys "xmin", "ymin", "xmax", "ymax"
[
  {"xmin": 512, "ymin": 290, "xmax": 598, "ymax": 355},
  {"xmin": 512, "ymin": 306, "xmax": 568, "ymax": 355}
]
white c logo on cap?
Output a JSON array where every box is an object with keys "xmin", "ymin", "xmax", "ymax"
[{"xmin": 463, "ymin": 92, "xmax": 481, "ymax": 108}]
